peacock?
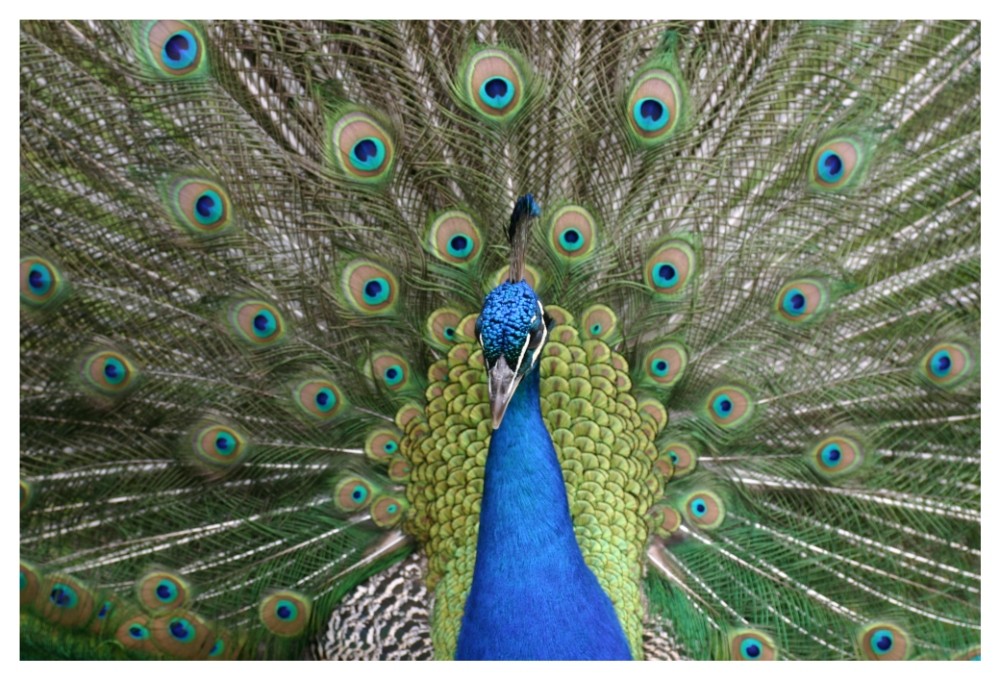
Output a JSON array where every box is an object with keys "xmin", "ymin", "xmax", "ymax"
[{"xmin": 19, "ymin": 20, "xmax": 981, "ymax": 661}]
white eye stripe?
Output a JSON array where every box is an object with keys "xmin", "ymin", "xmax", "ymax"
[
  {"xmin": 516, "ymin": 332, "xmax": 532, "ymax": 372},
  {"xmin": 530, "ymin": 317, "xmax": 548, "ymax": 366}
]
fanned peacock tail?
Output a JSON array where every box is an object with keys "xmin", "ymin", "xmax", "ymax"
[{"xmin": 20, "ymin": 20, "xmax": 979, "ymax": 660}]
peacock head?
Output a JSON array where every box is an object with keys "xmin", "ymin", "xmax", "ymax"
[
  {"xmin": 477, "ymin": 280, "xmax": 551, "ymax": 429},
  {"xmin": 477, "ymin": 194, "xmax": 550, "ymax": 429}
]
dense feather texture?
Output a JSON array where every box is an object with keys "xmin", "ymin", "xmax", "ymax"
[{"xmin": 20, "ymin": 20, "xmax": 979, "ymax": 660}]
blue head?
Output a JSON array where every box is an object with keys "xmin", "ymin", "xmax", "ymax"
[{"xmin": 478, "ymin": 195, "xmax": 549, "ymax": 428}]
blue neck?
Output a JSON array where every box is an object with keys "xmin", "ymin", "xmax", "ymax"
[{"xmin": 455, "ymin": 368, "xmax": 632, "ymax": 660}]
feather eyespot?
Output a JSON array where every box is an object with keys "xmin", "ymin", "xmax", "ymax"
[
  {"xmin": 208, "ymin": 633, "xmax": 232, "ymax": 659},
  {"xmin": 858, "ymin": 622, "xmax": 909, "ymax": 661},
  {"xmin": 387, "ymin": 455, "xmax": 412, "ymax": 482},
  {"xmin": 140, "ymin": 21, "xmax": 205, "ymax": 78},
  {"xmin": 292, "ymin": 378, "xmax": 345, "ymax": 421},
  {"xmin": 650, "ymin": 503, "xmax": 682, "ymax": 538},
  {"xmin": 117, "ymin": 615, "xmax": 156, "ymax": 652},
  {"xmin": 228, "ymin": 300, "xmax": 286, "ymax": 346},
  {"xmin": 807, "ymin": 434, "xmax": 863, "ymax": 479},
  {"xmin": 165, "ymin": 178, "xmax": 234, "ymax": 237},
  {"xmin": 809, "ymin": 136, "xmax": 868, "ymax": 192},
  {"xmin": 367, "ymin": 351, "xmax": 412, "ymax": 392},
  {"xmin": 627, "ymin": 69, "xmax": 683, "ymax": 144},
  {"xmin": 919, "ymin": 342, "xmax": 974, "ymax": 389},
  {"xmin": 683, "ymin": 490, "xmax": 725, "ymax": 529},
  {"xmin": 427, "ymin": 308, "xmax": 465, "ymax": 349},
  {"xmin": 80, "ymin": 349, "xmax": 140, "ymax": 398},
  {"xmin": 21, "ymin": 256, "xmax": 67, "ymax": 308},
  {"xmin": 334, "ymin": 476, "xmax": 375, "ymax": 512},
  {"xmin": 644, "ymin": 240, "xmax": 696, "ymax": 296},
  {"xmin": 260, "ymin": 591, "xmax": 311, "ymax": 637},
  {"xmin": 37, "ymin": 574, "xmax": 95, "ymax": 628},
  {"xmin": 328, "ymin": 111, "xmax": 395, "ymax": 183},
  {"xmin": 704, "ymin": 385, "xmax": 755, "ymax": 429},
  {"xmin": 190, "ymin": 422, "xmax": 248, "ymax": 468},
  {"xmin": 341, "ymin": 260, "xmax": 398, "ymax": 316},
  {"xmin": 463, "ymin": 48, "xmax": 527, "ymax": 122},
  {"xmin": 548, "ymin": 205, "xmax": 598, "ymax": 262},
  {"xmin": 774, "ymin": 278, "xmax": 830, "ymax": 324},
  {"xmin": 364, "ymin": 428, "xmax": 402, "ymax": 464},
  {"xmin": 427, "ymin": 211, "xmax": 483, "ymax": 266},
  {"xmin": 643, "ymin": 341, "xmax": 688, "ymax": 387},
  {"xmin": 151, "ymin": 612, "xmax": 215, "ymax": 658},
  {"xmin": 137, "ymin": 571, "xmax": 189, "ymax": 612},
  {"xmin": 580, "ymin": 305, "xmax": 617, "ymax": 341},
  {"xmin": 729, "ymin": 630, "xmax": 777, "ymax": 660},
  {"xmin": 661, "ymin": 441, "xmax": 697, "ymax": 478},
  {"xmin": 371, "ymin": 494, "xmax": 407, "ymax": 528}
]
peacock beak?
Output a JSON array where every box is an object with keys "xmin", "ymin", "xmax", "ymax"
[{"xmin": 488, "ymin": 355, "xmax": 522, "ymax": 430}]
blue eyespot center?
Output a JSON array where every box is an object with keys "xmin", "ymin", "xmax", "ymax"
[
  {"xmin": 351, "ymin": 485, "xmax": 368, "ymax": 503},
  {"xmin": 821, "ymin": 443, "xmax": 842, "ymax": 467},
  {"xmin": 362, "ymin": 277, "xmax": 390, "ymax": 305},
  {"xmin": 98, "ymin": 602, "xmax": 111, "ymax": 618},
  {"xmin": 591, "ymin": 323, "xmax": 602, "ymax": 335},
  {"xmin": 654, "ymin": 263, "xmax": 678, "ymax": 287},
  {"xmin": 129, "ymin": 625, "xmax": 146, "ymax": 639},
  {"xmin": 350, "ymin": 137, "xmax": 386, "ymax": 172},
  {"xmin": 559, "ymin": 228, "xmax": 584, "ymax": 252},
  {"xmin": 480, "ymin": 76, "xmax": 515, "ymax": 109},
  {"xmin": 669, "ymin": 451, "xmax": 679, "ymax": 464},
  {"xmin": 444, "ymin": 327, "xmax": 456, "ymax": 339},
  {"xmin": 818, "ymin": 150, "xmax": 844, "ymax": 183},
  {"xmin": 692, "ymin": 499, "xmax": 708, "ymax": 517},
  {"xmin": 931, "ymin": 350, "xmax": 953, "ymax": 376},
  {"xmin": 50, "ymin": 586, "xmax": 72, "ymax": 607},
  {"xmin": 156, "ymin": 583, "xmax": 173, "ymax": 601},
  {"xmin": 162, "ymin": 30, "xmax": 198, "ymax": 70},
  {"xmin": 384, "ymin": 365, "xmax": 403, "ymax": 386},
  {"xmin": 713, "ymin": 394, "xmax": 734, "ymax": 418},
  {"xmin": 783, "ymin": 288, "xmax": 808, "ymax": 316},
  {"xmin": 214, "ymin": 432, "xmax": 236, "ymax": 455},
  {"xmin": 383, "ymin": 441, "xmax": 398, "ymax": 453},
  {"xmin": 387, "ymin": 504, "xmax": 398, "ymax": 514},
  {"xmin": 741, "ymin": 638, "xmax": 763, "ymax": 659},
  {"xmin": 447, "ymin": 234, "xmax": 472, "ymax": 257},
  {"xmin": 28, "ymin": 264, "xmax": 52, "ymax": 293},
  {"xmin": 653, "ymin": 359, "xmax": 669, "ymax": 377},
  {"xmin": 252, "ymin": 310, "xmax": 277, "ymax": 338},
  {"xmin": 169, "ymin": 619, "xmax": 192, "ymax": 641},
  {"xmin": 872, "ymin": 630, "xmax": 894, "ymax": 654},
  {"xmin": 194, "ymin": 190, "xmax": 224, "ymax": 225},
  {"xmin": 210, "ymin": 639, "xmax": 224, "ymax": 656},
  {"xmin": 275, "ymin": 600, "xmax": 297, "ymax": 621},
  {"xmin": 103, "ymin": 358, "xmax": 125, "ymax": 384},
  {"xmin": 314, "ymin": 387, "xmax": 336, "ymax": 412},
  {"xmin": 634, "ymin": 97, "xmax": 668, "ymax": 132}
]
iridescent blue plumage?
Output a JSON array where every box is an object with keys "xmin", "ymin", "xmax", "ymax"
[
  {"xmin": 457, "ymin": 196, "xmax": 632, "ymax": 660},
  {"xmin": 476, "ymin": 281, "xmax": 541, "ymax": 368}
]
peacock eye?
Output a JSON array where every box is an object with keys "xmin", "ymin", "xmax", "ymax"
[{"xmin": 526, "ymin": 327, "xmax": 544, "ymax": 351}]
